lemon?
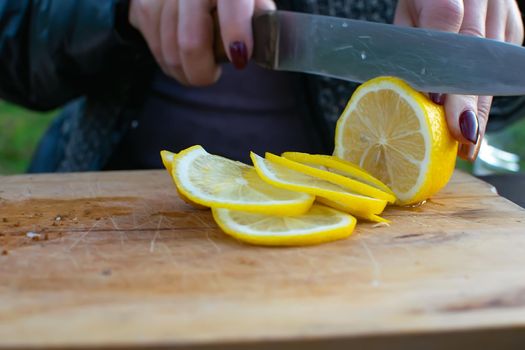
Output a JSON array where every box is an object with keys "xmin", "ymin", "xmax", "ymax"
[
  {"xmin": 161, "ymin": 149, "xmax": 208, "ymax": 209},
  {"xmin": 251, "ymin": 152, "xmax": 387, "ymax": 217},
  {"xmin": 270, "ymin": 152, "xmax": 396, "ymax": 203},
  {"xmin": 160, "ymin": 150, "xmax": 176, "ymax": 174},
  {"xmin": 316, "ymin": 198, "xmax": 389, "ymax": 223},
  {"xmin": 212, "ymin": 204, "xmax": 356, "ymax": 246},
  {"xmin": 334, "ymin": 76, "xmax": 458, "ymax": 205},
  {"xmin": 171, "ymin": 145, "xmax": 314, "ymax": 215},
  {"xmin": 282, "ymin": 152, "xmax": 394, "ymax": 197}
]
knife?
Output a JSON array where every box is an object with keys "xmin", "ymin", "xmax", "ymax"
[{"xmin": 216, "ymin": 11, "xmax": 525, "ymax": 96}]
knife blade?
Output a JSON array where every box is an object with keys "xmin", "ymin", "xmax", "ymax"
[{"xmin": 252, "ymin": 11, "xmax": 525, "ymax": 96}]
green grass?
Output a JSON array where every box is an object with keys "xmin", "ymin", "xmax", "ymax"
[{"xmin": 0, "ymin": 101, "xmax": 56, "ymax": 175}]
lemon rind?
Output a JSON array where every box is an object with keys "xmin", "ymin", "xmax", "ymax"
[
  {"xmin": 316, "ymin": 198, "xmax": 390, "ymax": 223},
  {"xmin": 251, "ymin": 152, "xmax": 387, "ymax": 215},
  {"xmin": 212, "ymin": 206, "xmax": 356, "ymax": 246},
  {"xmin": 171, "ymin": 145, "xmax": 314, "ymax": 215},
  {"xmin": 282, "ymin": 152, "xmax": 395, "ymax": 197},
  {"xmin": 268, "ymin": 152, "xmax": 395, "ymax": 203},
  {"xmin": 334, "ymin": 76, "xmax": 432, "ymax": 204},
  {"xmin": 160, "ymin": 150, "xmax": 176, "ymax": 174}
]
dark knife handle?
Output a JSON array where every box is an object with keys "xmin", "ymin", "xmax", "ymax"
[{"xmin": 212, "ymin": 10, "xmax": 279, "ymax": 67}]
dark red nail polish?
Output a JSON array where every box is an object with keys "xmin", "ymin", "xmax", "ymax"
[
  {"xmin": 429, "ymin": 93, "xmax": 446, "ymax": 105},
  {"xmin": 229, "ymin": 41, "xmax": 248, "ymax": 70},
  {"xmin": 459, "ymin": 110, "xmax": 479, "ymax": 144}
]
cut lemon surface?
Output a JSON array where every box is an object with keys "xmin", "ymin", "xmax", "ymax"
[
  {"xmin": 171, "ymin": 145, "xmax": 314, "ymax": 215},
  {"xmin": 269, "ymin": 152, "xmax": 395, "ymax": 203},
  {"xmin": 334, "ymin": 76, "xmax": 458, "ymax": 205},
  {"xmin": 212, "ymin": 204, "xmax": 357, "ymax": 246},
  {"xmin": 251, "ymin": 152, "xmax": 387, "ymax": 217},
  {"xmin": 282, "ymin": 152, "xmax": 394, "ymax": 197}
]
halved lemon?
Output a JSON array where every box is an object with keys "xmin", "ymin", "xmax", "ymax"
[
  {"xmin": 251, "ymin": 152, "xmax": 387, "ymax": 217},
  {"xmin": 281, "ymin": 152, "xmax": 394, "ymax": 197},
  {"xmin": 171, "ymin": 145, "xmax": 314, "ymax": 215},
  {"xmin": 212, "ymin": 204, "xmax": 356, "ymax": 246},
  {"xmin": 268, "ymin": 152, "xmax": 395, "ymax": 203},
  {"xmin": 334, "ymin": 76, "xmax": 458, "ymax": 205}
]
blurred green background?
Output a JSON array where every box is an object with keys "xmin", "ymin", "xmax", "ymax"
[
  {"xmin": 0, "ymin": 101, "xmax": 56, "ymax": 174},
  {"xmin": 0, "ymin": 100, "xmax": 523, "ymax": 175}
]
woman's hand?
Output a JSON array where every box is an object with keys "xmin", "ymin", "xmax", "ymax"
[
  {"xmin": 129, "ymin": 0, "xmax": 276, "ymax": 86},
  {"xmin": 395, "ymin": 0, "xmax": 524, "ymax": 161}
]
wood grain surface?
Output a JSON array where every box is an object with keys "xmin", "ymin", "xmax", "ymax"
[{"xmin": 1, "ymin": 170, "xmax": 525, "ymax": 349}]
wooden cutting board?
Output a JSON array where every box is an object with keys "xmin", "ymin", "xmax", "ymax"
[{"xmin": 1, "ymin": 170, "xmax": 525, "ymax": 349}]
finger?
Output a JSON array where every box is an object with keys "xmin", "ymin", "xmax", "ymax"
[
  {"xmin": 458, "ymin": 96, "xmax": 492, "ymax": 161},
  {"xmin": 168, "ymin": 66, "xmax": 191, "ymax": 86},
  {"xmin": 178, "ymin": 0, "xmax": 221, "ymax": 86},
  {"xmin": 410, "ymin": 0, "xmax": 465, "ymax": 104},
  {"xmin": 505, "ymin": 1, "xmax": 525, "ymax": 44},
  {"xmin": 444, "ymin": 0, "xmax": 488, "ymax": 149},
  {"xmin": 412, "ymin": 0, "xmax": 464, "ymax": 31},
  {"xmin": 393, "ymin": 0, "xmax": 415, "ymax": 27},
  {"xmin": 445, "ymin": 94, "xmax": 480, "ymax": 145},
  {"xmin": 160, "ymin": 0, "xmax": 185, "ymax": 80},
  {"xmin": 130, "ymin": 0, "xmax": 166, "ymax": 69},
  {"xmin": 460, "ymin": 0, "xmax": 488, "ymax": 38},
  {"xmin": 486, "ymin": 0, "xmax": 507, "ymax": 41},
  {"xmin": 218, "ymin": 0, "xmax": 254, "ymax": 69},
  {"xmin": 254, "ymin": 0, "xmax": 276, "ymax": 14}
]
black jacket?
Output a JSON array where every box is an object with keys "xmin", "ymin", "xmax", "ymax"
[
  {"xmin": 0, "ymin": 0, "xmax": 149, "ymax": 110},
  {"xmin": 0, "ymin": 0, "xmax": 524, "ymax": 172},
  {"xmin": 0, "ymin": 0, "xmax": 156, "ymax": 171}
]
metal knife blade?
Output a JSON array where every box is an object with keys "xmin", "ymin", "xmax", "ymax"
[{"xmin": 252, "ymin": 11, "xmax": 525, "ymax": 96}]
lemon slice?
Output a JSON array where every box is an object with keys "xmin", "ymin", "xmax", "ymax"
[
  {"xmin": 161, "ymin": 149, "xmax": 208, "ymax": 209},
  {"xmin": 212, "ymin": 204, "xmax": 356, "ymax": 246},
  {"xmin": 251, "ymin": 152, "xmax": 387, "ymax": 216},
  {"xmin": 160, "ymin": 150, "xmax": 176, "ymax": 174},
  {"xmin": 171, "ymin": 145, "xmax": 314, "ymax": 215},
  {"xmin": 281, "ymin": 152, "xmax": 394, "ymax": 197},
  {"xmin": 334, "ymin": 76, "xmax": 458, "ymax": 205},
  {"xmin": 316, "ymin": 198, "xmax": 389, "ymax": 223},
  {"xmin": 269, "ymin": 153, "xmax": 395, "ymax": 203}
]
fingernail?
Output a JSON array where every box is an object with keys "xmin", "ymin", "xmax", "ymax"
[
  {"xmin": 459, "ymin": 140, "xmax": 481, "ymax": 162},
  {"xmin": 429, "ymin": 93, "xmax": 446, "ymax": 105},
  {"xmin": 459, "ymin": 110, "xmax": 479, "ymax": 144},
  {"xmin": 229, "ymin": 41, "xmax": 248, "ymax": 70}
]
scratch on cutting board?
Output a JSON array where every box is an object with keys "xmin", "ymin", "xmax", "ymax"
[
  {"xmin": 109, "ymin": 216, "xmax": 121, "ymax": 231},
  {"xmin": 192, "ymin": 213, "xmax": 213, "ymax": 228},
  {"xmin": 67, "ymin": 251, "xmax": 81, "ymax": 270},
  {"xmin": 159, "ymin": 241, "xmax": 183, "ymax": 271},
  {"xmin": 69, "ymin": 220, "xmax": 100, "ymax": 250},
  {"xmin": 360, "ymin": 239, "xmax": 382, "ymax": 287},
  {"xmin": 150, "ymin": 215, "xmax": 164, "ymax": 253},
  {"xmin": 205, "ymin": 231, "xmax": 222, "ymax": 254}
]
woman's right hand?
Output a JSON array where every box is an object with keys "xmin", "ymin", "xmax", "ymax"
[{"xmin": 129, "ymin": 0, "xmax": 276, "ymax": 86}]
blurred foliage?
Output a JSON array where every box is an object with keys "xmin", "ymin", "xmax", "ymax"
[
  {"xmin": 0, "ymin": 101, "xmax": 56, "ymax": 174},
  {"xmin": 1, "ymin": 99, "xmax": 523, "ymax": 176}
]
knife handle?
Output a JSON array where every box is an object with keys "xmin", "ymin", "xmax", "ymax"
[{"xmin": 212, "ymin": 10, "xmax": 229, "ymax": 64}]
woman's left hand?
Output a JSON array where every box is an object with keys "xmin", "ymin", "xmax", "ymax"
[{"xmin": 394, "ymin": 0, "xmax": 524, "ymax": 161}]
